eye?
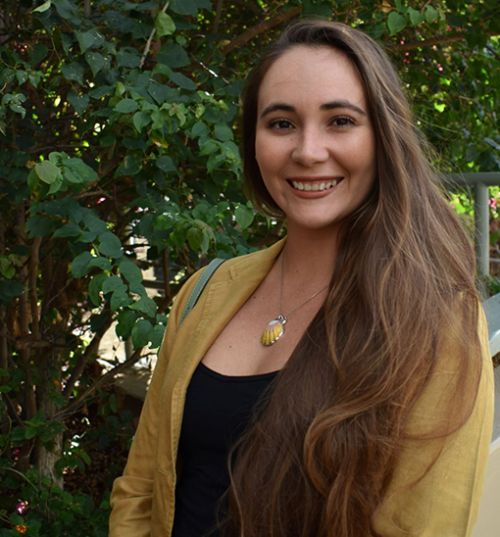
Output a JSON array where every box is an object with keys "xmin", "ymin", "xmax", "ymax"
[
  {"xmin": 330, "ymin": 116, "xmax": 355, "ymax": 128},
  {"xmin": 267, "ymin": 118, "xmax": 295, "ymax": 130}
]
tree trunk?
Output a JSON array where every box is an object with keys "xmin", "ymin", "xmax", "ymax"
[
  {"xmin": 36, "ymin": 426, "xmax": 63, "ymax": 489},
  {"xmin": 35, "ymin": 353, "xmax": 64, "ymax": 489}
]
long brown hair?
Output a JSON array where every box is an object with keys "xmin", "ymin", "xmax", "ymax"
[{"xmin": 223, "ymin": 20, "xmax": 482, "ymax": 537}]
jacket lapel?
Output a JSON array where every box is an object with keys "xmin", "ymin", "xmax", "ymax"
[{"xmin": 167, "ymin": 239, "xmax": 285, "ymax": 464}]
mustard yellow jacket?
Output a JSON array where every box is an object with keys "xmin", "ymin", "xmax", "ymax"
[{"xmin": 109, "ymin": 240, "xmax": 494, "ymax": 537}]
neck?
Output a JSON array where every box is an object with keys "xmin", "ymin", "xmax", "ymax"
[{"xmin": 281, "ymin": 224, "xmax": 338, "ymax": 289}]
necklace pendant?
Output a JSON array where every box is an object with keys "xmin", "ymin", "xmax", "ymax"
[{"xmin": 260, "ymin": 314, "xmax": 287, "ymax": 347}]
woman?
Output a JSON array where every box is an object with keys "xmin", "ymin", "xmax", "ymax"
[{"xmin": 109, "ymin": 20, "xmax": 494, "ymax": 537}]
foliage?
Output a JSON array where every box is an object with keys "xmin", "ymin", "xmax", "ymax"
[
  {"xmin": 0, "ymin": 470, "xmax": 109, "ymax": 537},
  {"xmin": 0, "ymin": 0, "xmax": 498, "ymax": 534}
]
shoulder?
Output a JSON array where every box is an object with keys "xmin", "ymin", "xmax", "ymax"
[
  {"xmin": 208, "ymin": 238, "xmax": 286, "ymax": 283},
  {"xmin": 170, "ymin": 238, "xmax": 286, "ymax": 324}
]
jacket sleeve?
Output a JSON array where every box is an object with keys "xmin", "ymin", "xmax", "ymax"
[
  {"xmin": 108, "ymin": 271, "xmax": 202, "ymax": 537},
  {"xmin": 372, "ymin": 308, "xmax": 494, "ymax": 536}
]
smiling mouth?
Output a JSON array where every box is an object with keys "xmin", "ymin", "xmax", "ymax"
[{"xmin": 288, "ymin": 178, "xmax": 343, "ymax": 192}]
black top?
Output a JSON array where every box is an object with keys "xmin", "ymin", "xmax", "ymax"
[{"xmin": 172, "ymin": 361, "xmax": 278, "ymax": 537}]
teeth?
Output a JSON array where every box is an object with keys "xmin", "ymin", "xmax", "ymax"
[{"xmin": 291, "ymin": 179, "xmax": 338, "ymax": 192}]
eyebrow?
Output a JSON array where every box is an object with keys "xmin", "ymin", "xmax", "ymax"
[{"xmin": 259, "ymin": 100, "xmax": 367, "ymax": 118}]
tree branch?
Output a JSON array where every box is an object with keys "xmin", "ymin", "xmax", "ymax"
[
  {"xmin": 211, "ymin": 0, "xmax": 224, "ymax": 34},
  {"xmin": 162, "ymin": 248, "xmax": 171, "ymax": 302},
  {"xmin": 0, "ymin": 221, "xmax": 7, "ymax": 371},
  {"xmin": 62, "ymin": 310, "xmax": 113, "ymax": 397},
  {"xmin": 2, "ymin": 392, "xmax": 22, "ymax": 426},
  {"xmin": 16, "ymin": 207, "xmax": 36, "ymax": 421},
  {"xmin": 221, "ymin": 6, "xmax": 301, "ymax": 55},
  {"xmin": 55, "ymin": 347, "xmax": 147, "ymax": 419},
  {"xmin": 392, "ymin": 30, "xmax": 497, "ymax": 52},
  {"xmin": 140, "ymin": 1, "xmax": 170, "ymax": 69},
  {"xmin": 84, "ymin": 0, "xmax": 91, "ymax": 18},
  {"xmin": 28, "ymin": 237, "xmax": 41, "ymax": 341}
]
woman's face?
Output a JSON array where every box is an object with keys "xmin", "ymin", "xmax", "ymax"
[{"xmin": 255, "ymin": 45, "xmax": 376, "ymax": 234}]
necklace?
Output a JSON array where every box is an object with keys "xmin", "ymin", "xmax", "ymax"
[{"xmin": 260, "ymin": 254, "xmax": 329, "ymax": 347}]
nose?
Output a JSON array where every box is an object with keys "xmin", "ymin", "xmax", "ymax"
[{"xmin": 291, "ymin": 126, "xmax": 329, "ymax": 166}]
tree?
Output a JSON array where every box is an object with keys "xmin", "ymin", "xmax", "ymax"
[{"xmin": 0, "ymin": 0, "xmax": 497, "ymax": 533}]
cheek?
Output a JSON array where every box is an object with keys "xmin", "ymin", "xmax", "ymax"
[
  {"xmin": 255, "ymin": 135, "xmax": 277, "ymax": 178},
  {"xmin": 355, "ymin": 133, "xmax": 376, "ymax": 177}
]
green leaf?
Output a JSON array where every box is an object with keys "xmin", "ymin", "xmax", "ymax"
[
  {"xmin": 131, "ymin": 319, "xmax": 153, "ymax": 348},
  {"xmin": 130, "ymin": 296, "xmax": 157, "ymax": 317},
  {"xmin": 199, "ymin": 139, "xmax": 218, "ymax": 157},
  {"xmin": 147, "ymin": 80, "xmax": 172, "ymax": 104},
  {"xmin": 33, "ymin": 0, "xmax": 52, "ymax": 13},
  {"xmin": 129, "ymin": 281, "xmax": 147, "ymax": 297},
  {"xmin": 302, "ymin": 0, "xmax": 333, "ymax": 17},
  {"xmin": 111, "ymin": 289, "xmax": 131, "ymax": 311},
  {"xmin": 116, "ymin": 310, "xmax": 138, "ymax": 339},
  {"xmin": 61, "ymin": 62, "xmax": 84, "ymax": 85},
  {"xmin": 387, "ymin": 12, "xmax": 407, "ymax": 35},
  {"xmin": 28, "ymin": 71, "xmax": 43, "ymax": 88},
  {"xmin": 408, "ymin": 7, "xmax": 424, "ymax": 26},
  {"xmin": 63, "ymin": 158, "xmax": 98, "ymax": 184},
  {"xmin": 191, "ymin": 121, "xmax": 208, "ymax": 139},
  {"xmin": 26, "ymin": 215, "xmax": 56, "ymax": 238},
  {"xmin": 71, "ymin": 251, "xmax": 93, "ymax": 278},
  {"xmin": 67, "ymin": 92, "xmax": 89, "ymax": 114},
  {"xmin": 155, "ymin": 12, "xmax": 176, "ymax": 37},
  {"xmin": 52, "ymin": 222, "xmax": 82, "ymax": 238},
  {"xmin": 15, "ymin": 71, "xmax": 28, "ymax": 85},
  {"xmin": 155, "ymin": 155, "xmax": 176, "ymax": 173},
  {"xmin": 99, "ymin": 232, "xmax": 123, "ymax": 258},
  {"xmin": 186, "ymin": 225, "xmax": 203, "ymax": 252},
  {"xmin": 89, "ymin": 273, "xmax": 107, "ymax": 306},
  {"xmin": 48, "ymin": 151, "xmax": 65, "ymax": 165},
  {"xmin": 89, "ymin": 85, "xmax": 113, "ymax": 99},
  {"xmin": 115, "ymin": 154, "xmax": 142, "ymax": 176},
  {"xmin": 169, "ymin": 72, "xmax": 196, "ymax": 91},
  {"xmin": 186, "ymin": 222, "xmax": 212, "ymax": 254},
  {"xmin": 157, "ymin": 43, "xmax": 190, "ymax": 68},
  {"xmin": 150, "ymin": 323, "xmax": 165, "ymax": 348},
  {"xmin": 9, "ymin": 104, "xmax": 26, "ymax": 118},
  {"xmin": 34, "ymin": 160, "xmax": 62, "ymax": 184},
  {"xmin": 88, "ymin": 256, "xmax": 112, "ymax": 271},
  {"xmin": 133, "ymin": 111, "xmax": 151, "ymax": 132},
  {"xmin": 214, "ymin": 124, "xmax": 233, "ymax": 142},
  {"xmin": 116, "ymin": 48, "xmax": 141, "ymax": 68},
  {"xmin": 85, "ymin": 214, "xmax": 108, "ymax": 234},
  {"xmin": 235, "ymin": 204, "xmax": 254, "ymax": 230},
  {"xmin": 119, "ymin": 258, "xmax": 143, "ymax": 285},
  {"xmin": 114, "ymin": 98, "xmax": 139, "ymax": 113},
  {"xmin": 29, "ymin": 44, "xmax": 48, "ymax": 67},
  {"xmin": 425, "ymin": 5, "xmax": 438, "ymax": 23},
  {"xmin": 53, "ymin": 0, "xmax": 80, "ymax": 24},
  {"xmin": 102, "ymin": 275, "xmax": 126, "ymax": 294},
  {"xmin": 0, "ymin": 258, "xmax": 15, "ymax": 279},
  {"xmin": 25, "ymin": 425, "xmax": 38, "ymax": 440},
  {"xmin": 85, "ymin": 52, "xmax": 108, "ymax": 77},
  {"xmin": 47, "ymin": 177, "xmax": 64, "ymax": 195},
  {"xmin": 170, "ymin": 0, "xmax": 210, "ymax": 16},
  {"xmin": 75, "ymin": 29, "xmax": 105, "ymax": 53}
]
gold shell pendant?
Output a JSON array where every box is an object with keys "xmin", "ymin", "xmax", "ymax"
[{"xmin": 260, "ymin": 315, "xmax": 287, "ymax": 346}]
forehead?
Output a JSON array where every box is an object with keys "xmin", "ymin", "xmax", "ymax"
[{"xmin": 257, "ymin": 45, "xmax": 367, "ymax": 111}]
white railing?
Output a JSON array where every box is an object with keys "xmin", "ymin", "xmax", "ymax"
[{"xmin": 446, "ymin": 172, "xmax": 500, "ymax": 280}]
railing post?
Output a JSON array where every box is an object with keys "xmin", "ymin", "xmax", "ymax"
[{"xmin": 474, "ymin": 183, "xmax": 490, "ymax": 280}]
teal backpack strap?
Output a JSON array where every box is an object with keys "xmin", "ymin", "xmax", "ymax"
[{"xmin": 179, "ymin": 258, "xmax": 225, "ymax": 325}]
